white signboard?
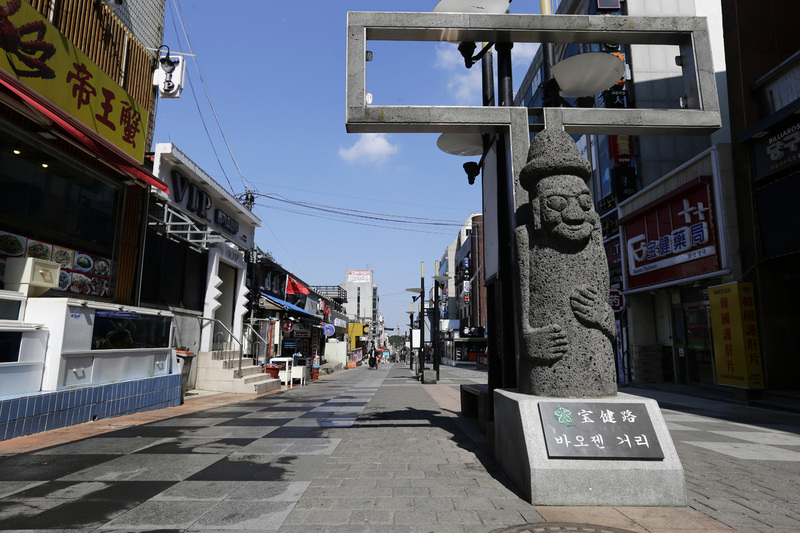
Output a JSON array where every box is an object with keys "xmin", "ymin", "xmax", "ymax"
[{"xmin": 347, "ymin": 270, "xmax": 372, "ymax": 283}]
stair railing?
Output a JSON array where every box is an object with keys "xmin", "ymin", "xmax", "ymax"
[
  {"xmin": 245, "ymin": 323, "xmax": 270, "ymax": 365},
  {"xmin": 198, "ymin": 317, "xmax": 244, "ymax": 378}
]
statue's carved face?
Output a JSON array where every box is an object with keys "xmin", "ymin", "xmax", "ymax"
[{"xmin": 537, "ymin": 175, "xmax": 596, "ymax": 243}]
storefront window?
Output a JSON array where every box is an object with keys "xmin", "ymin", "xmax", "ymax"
[
  {"xmin": 674, "ymin": 285, "xmax": 715, "ymax": 385},
  {"xmin": 0, "ymin": 130, "xmax": 121, "ymax": 255},
  {"xmin": 595, "ymin": 135, "xmax": 612, "ymax": 201},
  {"xmin": 0, "ymin": 129, "xmax": 121, "ymax": 298},
  {"xmin": 0, "ymin": 332, "xmax": 22, "ymax": 362},
  {"xmin": 140, "ymin": 229, "xmax": 207, "ymax": 311},
  {"xmin": 92, "ymin": 311, "xmax": 172, "ymax": 350}
]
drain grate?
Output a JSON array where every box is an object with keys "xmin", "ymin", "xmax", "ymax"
[{"xmin": 492, "ymin": 523, "xmax": 639, "ymax": 533}]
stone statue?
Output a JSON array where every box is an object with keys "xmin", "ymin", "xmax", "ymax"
[{"xmin": 515, "ymin": 129, "xmax": 617, "ymax": 397}]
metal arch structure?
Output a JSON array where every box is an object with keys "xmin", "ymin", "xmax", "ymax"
[
  {"xmin": 345, "ymin": 11, "xmax": 721, "ymax": 138},
  {"xmin": 345, "ymin": 11, "xmax": 722, "ymax": 396}
]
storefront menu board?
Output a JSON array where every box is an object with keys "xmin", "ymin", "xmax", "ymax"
[
  {"xmin": 0, "ymin": 229, "xmax": 111, "ymax": 297},
  {"xmin": 539, "ymin": 401, "xmax": 664, "ymax": 460}
]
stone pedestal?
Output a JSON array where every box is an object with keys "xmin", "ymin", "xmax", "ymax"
[{"xmin": 494, "ymin": 388, "xmax": 685, "ymax": 506}]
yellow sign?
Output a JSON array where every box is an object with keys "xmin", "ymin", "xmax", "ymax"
[
  {"xmin": 709, "ymin": 282, "xmax": 764, "ymax": 389},
  {"xmin": 347, "ymin": 322, "xmax": 369, "ymax": 349},
  {"xmin": 0, "ymin": 0, "xmax": 147, "ymax": 161}
]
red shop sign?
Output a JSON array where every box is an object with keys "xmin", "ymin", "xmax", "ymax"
[
  {"xmin": 619, "ymin": 177, "xmax": 720, "ymax": 290},
  {"xmin": 609, "ymin": 135, "xmax": 634, "ymax": 165}
]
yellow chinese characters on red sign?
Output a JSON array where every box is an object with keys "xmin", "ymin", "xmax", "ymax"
[
  {"xmin": 709, "ymin": 282, "xmax": 764, "ymax": 389},
  {"xmin": 0, "ymin": 0, "xmax": 147, "ymax": 161}
]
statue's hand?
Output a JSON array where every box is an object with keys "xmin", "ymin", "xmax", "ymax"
[
  {"xmin": 570, "ymin": 286, "xmax": 614, "ymax": 338},
  {"xmin": 523, "ymin": 323, "xmax": 568, "ymax": 364}
]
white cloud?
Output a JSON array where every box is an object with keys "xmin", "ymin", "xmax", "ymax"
[
  {"xmin": 433, "ymin": 42, "xmax": 540, "ymax": 105},
  {"xmin": 435, "ymin": 43, "xmax": 464, "ymax": 70},
  {"xmin": 512, "ymin": 42, "xmax": 540, "ymax": 68},
  {"xmin": 339, "ymin": 133, "xmax": 400, "ymax": 164},
  {"xmin": 435, "ymin": 43, "xmax": 482, "ymax": 105}
]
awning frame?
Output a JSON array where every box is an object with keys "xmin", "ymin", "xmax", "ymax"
[
  {"xmin": 260, "ymin": 293, "xmax": 322, "ymax": 324},
  {"xmin": 0, "ymin": 72, "xmax": 169, "ymax": 193}
]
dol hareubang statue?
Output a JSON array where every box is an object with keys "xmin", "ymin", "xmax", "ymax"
[{"xmin": 515, "ymin": 129, "xmax": 617, "ymax": 397}]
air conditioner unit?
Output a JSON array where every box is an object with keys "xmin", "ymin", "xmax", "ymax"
[{"xmin": 4, "ymin": 257, "xmax": 61, "ymax": 297}]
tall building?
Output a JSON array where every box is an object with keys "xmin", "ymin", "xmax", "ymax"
[
  {"xmin": 342, "ymin": 269, "xmax": 381, "ymax": 347},
  {"xmin": 515, "ymin": 0, "xmax": 800, "ymax": 397},
  {"xmin": 435, "ymin": 213, "xmax": 487, "ymax": 365}
]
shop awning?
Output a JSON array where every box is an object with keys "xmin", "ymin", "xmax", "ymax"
[
  {"xmin": 260, "ymin": 293, "xmax": 321, "ymax": 323},
  {"xmin": 0, "ymin": 73, "xmax": 169, "ymax": 193}
]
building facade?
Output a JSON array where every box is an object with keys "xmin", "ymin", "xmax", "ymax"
[
  {"xmin": 515, "ymin": 0, "xmax": 800, "ymax": 398},
  {"xmin": 342, "ymin": 269, "xmax": 381, "ymax": 349},
  {"xmin": 435, "ymin": 214, "xmax": 487, "ymax": 366},
  {"xmin": 0, "ymin": 0, "xmax": 179, "ymax": 441}
]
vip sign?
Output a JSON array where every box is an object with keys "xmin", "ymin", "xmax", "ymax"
[{"xmin": 620, "ymin": 178, "xmax": 719, "ymax": 290}]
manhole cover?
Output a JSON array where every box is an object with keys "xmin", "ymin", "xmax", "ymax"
[{"xmin": 492, "ymin": 523, "xmax": 639, "ymax": 533}]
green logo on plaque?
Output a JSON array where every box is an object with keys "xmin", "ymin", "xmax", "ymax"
[{"xmin": 554, "ymin": 407, "xmax": 573, "ymax": 425}]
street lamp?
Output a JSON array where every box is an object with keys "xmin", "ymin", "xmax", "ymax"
[
  {"xmin": 405, "ymin": 303, "xmax": 415, "ymax": 367},
  {"xmin": 405, "ymin": 285, "xmax": 423, "ymax": 373},
  {"xmin": 432, "ymin": 273, "xmax": 449, "ymax": 381},
  {"xmin": 405, "ymin": 261, "xmax": 425, "ymax": 377}
]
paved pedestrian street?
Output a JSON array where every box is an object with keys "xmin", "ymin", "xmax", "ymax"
[
  {"xmin": 0, "ymin": 363, "xmax": 798, "ymax": 532},
  {"xmin": 644, "ymin": 390, "xmax": 800, "ymax": 532}
]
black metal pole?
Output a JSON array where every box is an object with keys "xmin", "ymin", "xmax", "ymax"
[
  {"xmin": 434, "ymin": 280, "xmax": 440, "ymax": 381},
  {"xmin": 481, "ymin": 47, "xmax": 505, "ymax": 404},
  {"xmin": 419, "ymin": 262, "xmax": 425, "ymax": 376},
  {"xmin": 496, "ymin": 42, "xmax": 514, "ymax": 106},
  {"xmin": 408, "ymin": 308, "xmax": 414, "ymax": 369},
  {"xmin": 495, "ymin": 41, "xmax": 517, "ymax": 391}
]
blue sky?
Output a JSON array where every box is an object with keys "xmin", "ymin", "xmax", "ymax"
[{"xmin": 153, "ymin": 0, "xmax": 540, "ymax": 333}]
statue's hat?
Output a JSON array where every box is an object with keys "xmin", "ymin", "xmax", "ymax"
[{"xmin": 519, "ymin": 128, "xmax": 592, "ymax": 191}]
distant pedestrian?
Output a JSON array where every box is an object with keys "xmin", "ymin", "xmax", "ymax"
[{"xmin": 368, "ymin": 348, "xmax": 377, "ymax": 370}]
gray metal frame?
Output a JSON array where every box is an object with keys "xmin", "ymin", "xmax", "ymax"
[{"xmin": 345, "ymin": 12, "xmax": 721, "ymax": 137}]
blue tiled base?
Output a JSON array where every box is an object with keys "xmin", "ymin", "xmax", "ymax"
[{"xmin": 0, "ymin": 374, "xmax": 181, "ymax": 442}]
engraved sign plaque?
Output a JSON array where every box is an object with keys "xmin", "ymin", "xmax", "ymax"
[{"xmin": 539, "ymin": 402, "xmax": 664, "ymax": 460}]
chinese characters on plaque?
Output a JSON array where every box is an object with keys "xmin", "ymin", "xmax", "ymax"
[
  {"xmin": 539, "ymin": 402, "xmax": 664, "ymax": 460},
  {"xmin": 709, "ymin": 282, "xmax": 764, "ymax": 389},
  {"xmin": 0, "ymin": 0, "xmax": 148, "ymax": 160}
]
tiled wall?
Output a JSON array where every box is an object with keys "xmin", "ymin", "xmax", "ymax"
[{"xmin": 0, "ymin": 374, "xmax": 181, "ymax": 441}]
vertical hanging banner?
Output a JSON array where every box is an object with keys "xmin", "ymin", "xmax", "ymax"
[
  {"xmin": 609, "ymin": 135, "xmax": 634, "ymax": 164},
  {"xmin": 0, "ymin": 0, "xmax": 148, "ymax": 161},
  {"xmin": 709, "ymin": 282, "xmax": 764, "ymax": 389}
]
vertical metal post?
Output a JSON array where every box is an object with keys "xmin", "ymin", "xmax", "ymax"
[
  {"xmin": 408, "ymin": 303, "xmax": 414, "ymax": 369},
  {"xmin": 496, "ymin": 41, "xmax": 518, "ymax": 390},
  {"xmin": 481, "ymin": 47, "xmax": 505, "ymax": 403},
  {"xmin": 433, "ymin": 260, "xmax": 441, "ymax": 381},
  {"xmin": 419, "ymin": 261, "xmax": 425, "ymax": 376}
]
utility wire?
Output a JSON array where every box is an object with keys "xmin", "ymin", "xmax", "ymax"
[
  {"xmin": 253, "ymin": 201, "xmax": 456, "ymax": 235},
  {"xmin": 253, "ymin": 182, "xmax": 477, "ymax": 214},
  {"xmin": 165, "ymin": 0, "xmax": 303, "ymax": 273},
  {"xmin": 164, "ymin": 1, "xmax": 235, "ymax": 193},
  {"xmin": 253, "ymin": 192, "xmax": 464, "ymax": 226},
  {"xmin": 170, "ymin": 0, "xmax": 252, "ymax": 194}
]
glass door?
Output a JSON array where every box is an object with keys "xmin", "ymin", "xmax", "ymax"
[{"xmin": 682, "ymin": 304, "xmax": 715, "ymax": 385}]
